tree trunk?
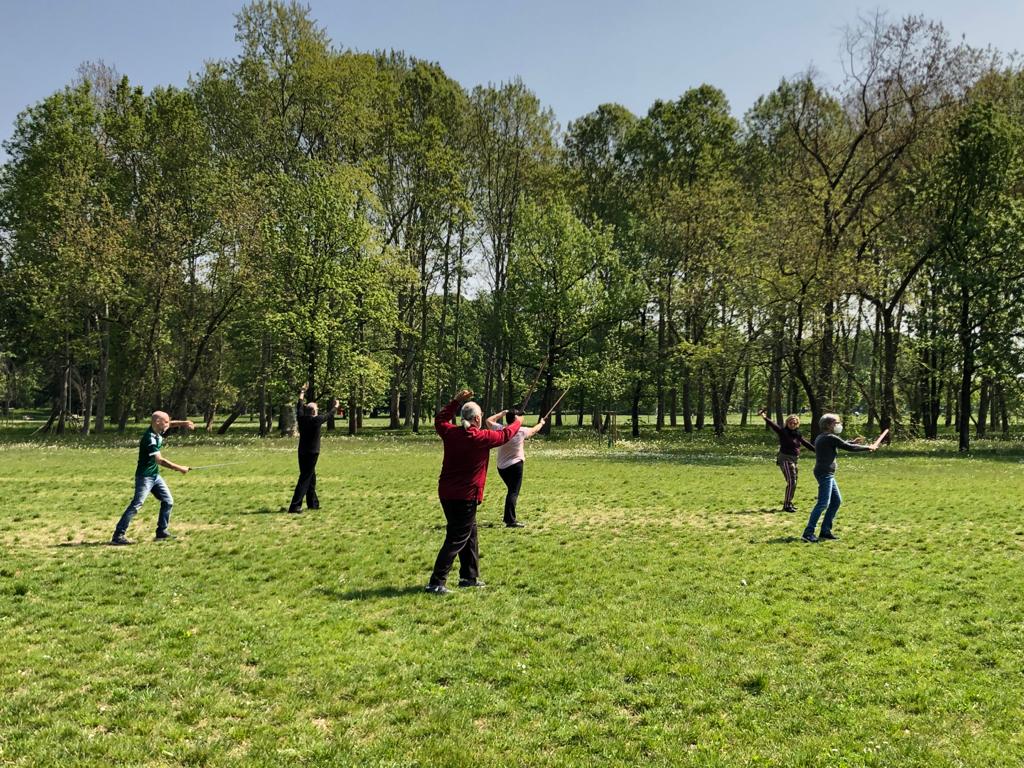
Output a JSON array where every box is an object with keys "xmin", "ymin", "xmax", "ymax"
[
  {"xmin": 958, "ymin": 285, "xmax": 973, "ymax": 453},
  {"xmin": 999, "ymin": 385, "xmax": 1010, "ymax": 436},
  {"xmin": 656, "ymin": 290, "xmax": 666, "ymax": 432},
  {"xmin": 682, "ymin": 370, "xmax": 693, "ymax": 433},
  {"xmin": 279, "ymin": 399, "xmax": 297, "ymax": 437},
  {"xmin": 740, "ymin": 360, "xmax": 750, "ymax": 427},
  {"xmin": 218, "ymin": 399, "xmax": 245, "ymax": 434},
  {"xmin": 631, "ymin": 383, "xmax": 641, "ymax": 438},
  {"xmin": 258, "ymin": 333, "xmax": 271, "ymax": 437},
  {"xmin": 95, "ymin": 309, "xmax": 110, "ymax": 432},
  {"xmin": 696, "ymin": 376, "xmax": 705, "ymax": 430},
  {"xmin": 976, "ymin": 378, "xmax": 989, "ymax": 439},
  {"xmin": 80, "ymin": 371, "xmax": 94, "ymax": 435}
]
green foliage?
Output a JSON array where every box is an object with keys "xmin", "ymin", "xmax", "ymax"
[{"xmin": 2, "ymin": 4, "xmax": 1024, "ymax": 444}]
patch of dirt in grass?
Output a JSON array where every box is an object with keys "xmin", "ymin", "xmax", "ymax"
[{"xmin": 564, "ymin": 505, "xmax": 791, "ymax": 531}]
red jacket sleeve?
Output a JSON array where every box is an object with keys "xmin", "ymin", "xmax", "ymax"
[
  {"xmin": 469, "ymin": 418, "xmax": 522, "ymax": 446},
  {"xmin": 435, "ymin": 399, "xmax": 459, "ymax": 436}
]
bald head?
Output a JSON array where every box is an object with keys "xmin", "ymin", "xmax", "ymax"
[{"xmin": 151, "ymin": 411, "xmax": 170, "ymax": 432}]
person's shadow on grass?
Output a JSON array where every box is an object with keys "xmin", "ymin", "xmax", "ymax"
[
  {"xmin": 765, "ymin": 535, "xmax": 804, "ymax": 544},
  {"xmin": 55, "ymin": 541, "xmax": 111, "ymax": 548},
  {"xmin": 315, "ymin": 585, "xmax": 425, "ymax": 601},
  {"xmin": 238, "ymin": 507, "xmax": 290, "ymax": 515}
]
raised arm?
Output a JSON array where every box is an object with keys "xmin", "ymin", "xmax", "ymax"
[
  {"xmin": 484, "ymin": 411, "xmax": 506, "ymax": 429},
  {"xmin": 757, "ymin": 408, "xmax": 782, "ymax": 434},
  {"xmin": 436, "ymin": 389, "xmax": 473, "ymax": 435},
  {"xmin": 524, "ymin": 418, "xmax": 546, "ymax": 438},
  {"xmin": 314, "ymin": 398, "xmax": 340, "ymax": 426},
  {"xmin": 168, "ymin": 419, "xmax": 196, "ymax": 431}
]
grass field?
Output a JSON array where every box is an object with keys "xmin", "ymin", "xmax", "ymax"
[{"xmin": 1, "ymin": 423, "xmax": 1023, "ymax": 767}]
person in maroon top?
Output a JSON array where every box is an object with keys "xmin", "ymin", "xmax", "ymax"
[
  {"xmin": 758, "ymin": 408, "xmax": 815, "ymax": 513},
  {"xmin": 426, "ymin": 389, "xmax": 522, "ymax": 594}
]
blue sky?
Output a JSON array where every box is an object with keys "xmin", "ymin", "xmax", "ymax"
[{"xmin": 2, "ymin": 0, "xmax": 1022, "ymax": 151}]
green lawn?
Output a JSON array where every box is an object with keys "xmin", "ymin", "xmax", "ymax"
[{"xmin": 1, "ymin": 426, "xmax": 1022, "ymax": 767}]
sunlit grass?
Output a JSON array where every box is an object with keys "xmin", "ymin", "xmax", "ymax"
[{"xmin": 0, "ymin": 425, "xmax": 1022, "ymax": 766}]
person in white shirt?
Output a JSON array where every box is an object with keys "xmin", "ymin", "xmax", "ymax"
[{"xmin": 485, "ymin": 408, "xmax": 546, "ymax": 528}]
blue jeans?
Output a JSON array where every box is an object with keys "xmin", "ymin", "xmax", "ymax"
[
  {"xmin": 803, "ymin": 472, "xmax": 841, "ymax": 537},
  {"xmin": 115, "ymin": 475, "xmax": 173, "ymax": 536}
]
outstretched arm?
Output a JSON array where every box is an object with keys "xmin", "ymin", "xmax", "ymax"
[
  {"xmin": 471, "ymin": 414, "xmax": 522, "ymax": 446},
  {"xmin": 168, "ymin": 420, "xmax": 195, "ymax": 431},
  {"xmin": 154, "ymin": 452, "xmax": 190, "ymax": 474},
  {"xmin": 524, "ymin": 418, "xmax": 546, "ymax": 438},
  {"xmin": 484, "ymin": 411, "xmax": 506, "ymax": 429},
  {"xmin": 436, "ymin": 389, "xmax": 473, "ymax": 435},
  {"xmin": 757, "ymin": 408, "xmax": 782, "ymax": 434},
  {"xmin": 837, "ymin": 437, "xmax": 873, "ymax": 453}
]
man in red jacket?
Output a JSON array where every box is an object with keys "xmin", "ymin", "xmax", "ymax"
[{"xmin": 426, "ymin": 389, "xmax": 522, "ymax": 594}]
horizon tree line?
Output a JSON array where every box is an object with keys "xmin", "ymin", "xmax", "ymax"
[{"xmin": 1, "ymin": 2, "xmax": 1023, "ymax": 452}]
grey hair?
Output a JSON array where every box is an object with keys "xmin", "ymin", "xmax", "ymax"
[
  {"xmin": 819, "ymin": 412, "xmax": 841, "ymax": 432},
  {"xmin": 460, "ymin": 401, "xmax": 481, "ymax": 428}
]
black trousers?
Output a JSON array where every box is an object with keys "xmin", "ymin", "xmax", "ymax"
[
  {"xmin": 289, "ymin": 451, "xmax": 320, "ymax": 511},
  {"xmin": 429, "ymin": 499, "xmax": 479, "ymax": 586},
  {"xmin": 497, "ymin": 461, "xmax": 524, "ymax": 525}
]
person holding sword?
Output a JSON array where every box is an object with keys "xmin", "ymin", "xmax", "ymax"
[
  {"xmin": 802, "ymin": 413, "xmax": 888, "ymax": 543},
  {"xmin": 111, "ymin": 410, "xmax": 194, "ymax": 545},
  {"xmin": 288, "ymin": 383, "xmax": 338, "ymax": 514},
  {"xmin": 485, "ymin": 408, "xmax": 546, "ymax": 528}
]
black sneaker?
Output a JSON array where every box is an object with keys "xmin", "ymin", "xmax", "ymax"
[
  {"xmin": 819, "ymin": 531, "xmax": 839, "ymax": 541},
  {"xmin": 154, "ymin": 532, "xmax": 176, "ymax": 541},
  {"xmin": 110, "ymin": 534, "xmax": 132, "ymax": 546},
  {"xmin": 287, "ymin": 509, "xmax": 303, "ymax": 514},
  {"xmin": 801, "ymin": 532, "xmax": 819, "ymax": 543},
  {"xmin": 782, "ymin": 505, "xmax": 797, "ymax": 513},
  {"xmin": 505, "ymin": 521, "xmax": 525, "ymax": 528},
  {"xmin": 457, "ymin": 579, "xmax": 486, "ymax": 588},
  {"xmin": 424, "ymin": 584, "xmax": 450, "ymax": 595}
]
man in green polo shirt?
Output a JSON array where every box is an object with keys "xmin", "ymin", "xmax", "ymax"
[{"xmin": 111, "ymin": 410, "xmax": 194, "ymax": 545}]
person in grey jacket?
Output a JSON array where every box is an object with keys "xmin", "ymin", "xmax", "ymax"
[{"xmin": 802, "ymin": 413, "xmax": 876, "ymax": 543}]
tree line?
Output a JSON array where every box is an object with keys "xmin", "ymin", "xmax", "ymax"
[{"xmin": 1, "ymin": 3, "xmax": 1022, "ymax": 451}]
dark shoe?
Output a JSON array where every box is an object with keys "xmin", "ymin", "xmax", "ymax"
[
  {"xmin": 110, "ymin": 534, "xmax": 132, "ymax": 546},
  {"xmin": 457, "ymin": 579, "xmax": 486, "ymax": 588},
  {"xmin": 287, "ymin": 508, "xmax": 303, "ymax": 514},
  {"xmin": 154, "ymin": 532, "xmax": 175, "ymax": 541},
  {"xmin": 308, "ymin": 506, "xmax": 320, "ymax": 511},
  {"xmin": 819, "ymin": 531, "xmax": 839, "ymax": 541},
  {"xmin": 801, "ymin": 532, "xmax": 819, "ymax": 543},
  {"xmin": 782, "ymin": 505, "xmax": 797, "ymax": 513},
  {"xmin": 505, "ymin": 521, "xmax": 525, "ymax": 528},
  {"xmin": 424, "ymin": 584, "xmax": 450, "ymax": 595}
]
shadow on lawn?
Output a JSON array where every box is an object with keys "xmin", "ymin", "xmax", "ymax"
[
  {"xmin": 316, "ymin": 585, "xmax": 425, "ymax": 601},
  {"xmin": 430, "ymin": 520, "xmax": 503, "ymax": 530},
  {"xmin": 765, "ymin": 535, "xmax": 804, "ymax": 544},
  {"xmin": 238, "ymin": 507, "xmax": 291, "ymax": 515},
  {"xmin": 55, "ymin": 540, "xmax": 113, "ymax": 548}
]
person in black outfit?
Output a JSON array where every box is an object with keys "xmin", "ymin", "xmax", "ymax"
[{"xmin": 288, "ymin": 384, "xmax": 338, "ymax": 514}]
